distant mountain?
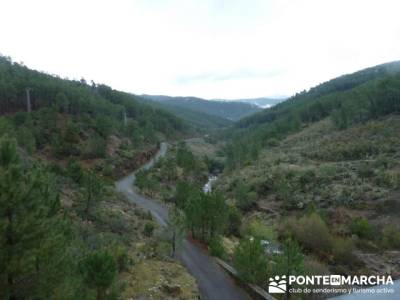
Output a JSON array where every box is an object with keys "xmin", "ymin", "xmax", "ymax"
[
  {"xmin": 141, "ymin": 95, "xmax": 262, "ymax": 121},
  {"xmin": 236, "ymin": 60, "xmax": 400, "ymax": 130},
  {"xmin": 136, "ymin": 96, "xmax": 232, "ymax": 132},
  {"xmin": 213, "ymin": 97, "xmax": 287, "ymax": 108}
]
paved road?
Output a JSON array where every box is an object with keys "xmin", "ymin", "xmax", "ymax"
[{"xmin": 116, "ymin": 142, "xmax": 251, "ymax": 300}]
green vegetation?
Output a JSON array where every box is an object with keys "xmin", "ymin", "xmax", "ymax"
[
  {"xmin": 0, "ymin": 137, "xmax": 69, "ymax": 299},
  {"xmin": 0, "ymin": 55, "xmax": 198, "ymax": 299},
  {"xmin": 349, "ymin": 218, "xmax": 375, "ymax": 240},
  {"xmin": 141, "ymin": 97, "xmax": 233, "ymax": 132},
  {"xmin": 82, "ymin": 251, "xmax": 117, "ymax": 300},
  {"xmin": 184, "ymin": 191, "xmax": 229, "ymax": 242},
  {"xmin": 224, "ymin": 61, "xmax": 400, "ymax": 169},
  {"xmin": 272, "ymin": 238, "xmax": 304, "ymax": 298},
  {"xmin": 234, "ymin": 237, "xmax": 268, "ymax": 285},
  {"xmin": 135, "ymin": 141, "xmax": 208, "ymax": 201},
  {"xmin": 215, "ymin": 62, "xmax": 400, "ymax": 280},
  {"xmin": 0, "ymin": 55, "xmax": 187, "ymax": 172},
  {"xmin": 141, "ymin": 95, "xmax": 262, "ymax": 121}
]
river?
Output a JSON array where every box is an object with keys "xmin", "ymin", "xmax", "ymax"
[{"xmin": 203, "ymin": 175, "xmax": 218, "ymax": 193}]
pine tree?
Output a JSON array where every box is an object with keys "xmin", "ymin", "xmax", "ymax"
[
  {"xmin": 273, "ymin": 238, "xmax": 304, "ymax": 300},
  {"xmin": 82, "ymin": 170, "xmax": 104, "ymax": 219},
  {"xmin": 82, "ymin": 250, "xmax": 117, "ymax": 300},
  {"xmin": 233, "ymin": 237, "xmax": 267, "ymax": 285},
  {"xmin": 0, "ymin": 136, "xmax": 69, "ymax": 299}
]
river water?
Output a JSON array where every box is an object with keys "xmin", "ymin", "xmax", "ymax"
[{"xmin": 203, "ymin": 175, "xmax": 218, "ymax": 193}]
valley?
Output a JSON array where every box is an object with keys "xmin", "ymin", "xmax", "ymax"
[
  {"xmin": 2, "ymin": 1, "xmax": 400, "ymax": 299},
  {"xmin": 1, "ymin": 55, "xmax": 399, "ymax": 300}
]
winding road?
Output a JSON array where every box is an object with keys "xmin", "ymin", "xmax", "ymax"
[{"xmin": 116, "ymin": 142, "xmax": 251, "ymax": 300}]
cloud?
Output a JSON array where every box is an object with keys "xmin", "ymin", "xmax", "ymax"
[
  {"xmin": 176, "ymin": 69, "xmax": 285, "ymax": 85},
  {"xmin": 0, "ymin": 0, "xmax": 399, "ymax": 99}
]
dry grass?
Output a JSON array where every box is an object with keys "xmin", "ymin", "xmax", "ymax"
[{"xmin": 122, "ymin": 259, "xmax": 199, "ymax": 300}]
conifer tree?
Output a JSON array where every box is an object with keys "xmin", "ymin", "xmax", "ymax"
[{"xmin": 0, "ymin": 136, "xmax": 69, "ymax": 299}]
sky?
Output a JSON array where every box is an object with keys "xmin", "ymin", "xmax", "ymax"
[{"xmin": 1, "ymin": 0, "xmax": 400, "ymax": 99}]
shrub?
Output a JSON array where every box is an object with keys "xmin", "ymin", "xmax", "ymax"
[
  {"xmin": 83, "ymin": 133, "xmax": 107, "ymax": 159},
  {"xmin": 242, "ymin": 219, "xmax": 277, "ymax": 242},
  {"xmin": 288, "ymin": 213, "xmax": 332, "ymax": 255},
  {"xmin": 143, "ymin": 222, "xmax": 155, "ymax": 237},
  {"xmin": 16, "ymin": 127, "xmax": 36, "ymax": 154},
  {"xmin": 67, "ymin": 159, "xmax": 84, "ymax": 184},
  {"xmin": 234, "ymin": 183, "xmax": 257, "ymax": 211},
  {"xmin": 227, "ymin": 206, "xmax": 242, "ymax": 236},
  {"xmin": 349, "ymin": 218, "xmax": 374, "ymax": 240},
  {"xmin": 298, "ymin": 169, "xmax": 316, "ymax": 190},
  {"xmin": 13, "ymin": 111, "xmax": 29, "ymax": 126},
  {"xmin": 209, "ymin": 236, "xmax": 225, "ymax": 259},
  {"xmin": 357, "ymin": 163, "xmax": 375, "ymax": 179},
  {"xmin": 266, "ymin": 138, "xmax": 280, "ymax": 147},
  {"xmin": 111, "ymin": 245, "xmax": 129, "ymax": 272},
  {"xmin": 331, "ymin": 237, "xmax": 359, "ymax": 267},
  {"xmin": 381, "ymin": 225, "xmax": 400, "ymax": 249}
]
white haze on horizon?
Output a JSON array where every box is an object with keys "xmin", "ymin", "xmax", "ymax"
[{"xmin": 1, "ymin": 0, "xmax": 399, "ymax": 99}]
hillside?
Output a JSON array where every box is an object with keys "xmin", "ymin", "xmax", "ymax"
[
  {"xmin": 0, "ymin": 56, "xmax": 199, "ymax": 299},
  {"xmin": 0, "ymin": 56, "xmax": 191, "ymax": 174},
  {"xmin": 225, "ymin": 61, "xmax": 400, "ymax": 168},
  {"xmin": 141, "ymin": 94, "xmax": 262, "ymax": 121},
  {"xmin": 137, "ymin": 96, "xmax": 232, "ymax": 132},
  {"xmin": 214, "ymin": 62, "xmax": 400, "ymax": 282},
  {"xmin": 237, "ymin": 61, "xmax": 400, "ymax": 130}
]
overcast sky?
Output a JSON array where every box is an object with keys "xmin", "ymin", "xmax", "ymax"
[{"xmin": 1, "ymin": 0, "xmax": 399, "ymax": 99}]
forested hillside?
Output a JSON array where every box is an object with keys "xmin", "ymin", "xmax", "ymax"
[
  {"xmin": 137, "ymin": 97, "xmax": 232, "ymax": 132},
  {"xmin": 213, "ymin": 61, "xmax": 400, "ymax": 286},
  {"xmin": 141, "ymin": 94, "xmax": 262, "ymax": 121},
  {"xmin": 225, "ymin": 61, "xmax": 400, "ymax": 168},
  {"xmin": 0, "ymin": 55, "xmax": 199, "ymax": 299}
]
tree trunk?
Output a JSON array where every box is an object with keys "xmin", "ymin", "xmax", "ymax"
[{"xmin": 172, "ymin": 231, "xmax": 176, "ymax": 257}]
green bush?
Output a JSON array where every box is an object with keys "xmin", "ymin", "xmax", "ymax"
[
  {"xmin": 349, "ymin": 218, "xmax": 374, "ymax": 240},
  {"xmin": 234, "ymin": 182, "xmax": 257, "ymax": 211},
  {"xmin": 83, "ymin": 133, "xmax": 107, "ymax": 159},
  {"xmin": 227, "ymin": 206, "xmax": 242, "ymax": 236},
  {"xmin": 209, "ymin": 236, "xmax": 225, "ymax": 259},
  {"xmin": 298, "ymin": 169, "xmax": 316, "ymax": 190},
  {"xmin": 242, "ymin": 219, "xmax": 277, "ymax": 242},
  {"xmin": 67, "ymin": 159, "xmax": 84, "ymax": 184},
  {"xmin": 16, "ymin": 127, "xmax": 36, "ymax": 153},
  {"xmin": 331, "ymin": 237, "xmax": 359, "ymax": 267},
  {"xmin": 111, "ymin": 245, "xmax": 129, "ymax": 272},
  {"xmin": 143, "ymin": 222, "xmax": 155, "ymax": 237},
  {"xmin": 288, "ymin": 213, "xmax": 332, "ymax": 255},
  {"xmin": 381, "ymin": 225, "xmax": 400, "ymax": 249}
]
